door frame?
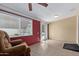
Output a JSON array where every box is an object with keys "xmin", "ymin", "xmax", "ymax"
[{"xmin": 40, "ymin": 23, "xmax": 48, "ymax": 41}]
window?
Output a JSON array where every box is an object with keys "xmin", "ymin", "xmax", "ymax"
[
  {"xmin": 20, "ymin": 18, "xmax": 32, "ymax": 36},
  {"xmin": 0, "ymin": 13, "xmax": 32, "ymax": 37}
]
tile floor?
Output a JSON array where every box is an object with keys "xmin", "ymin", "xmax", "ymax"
[{"xmin": 30, "ymin": 40, "xmax": 79, "ymax": 56}]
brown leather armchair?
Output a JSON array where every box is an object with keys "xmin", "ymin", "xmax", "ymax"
[{"xmin": 0, "ymin": 30, "xmax": 31, "ymax": 56}]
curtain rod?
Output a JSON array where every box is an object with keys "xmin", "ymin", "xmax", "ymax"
[{"xmin": 0, "ymin": 9, "xmax": 33, "ymax": 20}]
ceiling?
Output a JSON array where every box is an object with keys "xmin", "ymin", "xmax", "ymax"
[{"xmin": 0, "ymin": 3, "xmax": 79, "ymax": 23}]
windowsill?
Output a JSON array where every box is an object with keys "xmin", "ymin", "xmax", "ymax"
[{"xmin": 10, "ymin": 34, "xmax": 33, "ymax": 38}]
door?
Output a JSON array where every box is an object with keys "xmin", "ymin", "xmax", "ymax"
[{"xmin": 41, "ymin": 23, "xmax": 48, "ymax": 41}]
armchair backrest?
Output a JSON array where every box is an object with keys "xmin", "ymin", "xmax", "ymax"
[{"xmin": 0, "ymin": 30, "xmax": 12, "ymax": 52}]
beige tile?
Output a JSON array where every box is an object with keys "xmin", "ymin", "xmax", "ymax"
[{"xmin": 30, "ymin": 40, "xmax": 79, "ymax": 56}]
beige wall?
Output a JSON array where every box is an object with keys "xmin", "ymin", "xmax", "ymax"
[{"xmin": 49, "ymin": 16, "xmax": 77, "ymax": 43}]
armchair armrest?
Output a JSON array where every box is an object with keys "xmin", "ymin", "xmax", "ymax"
[
  {"xmin": 4, "ymin": 45, "xmax": 27, "ymax": 55},
  {"xmin": 10, "ymin": 39, "xmax": 24, "ymax": 46},
  {"xmin": 5, "ymin": 45, "xmax": 26, "ymax": 52}
]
